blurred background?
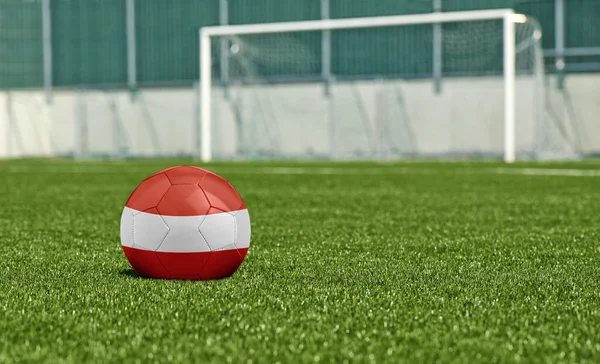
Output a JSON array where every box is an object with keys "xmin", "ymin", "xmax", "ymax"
[{"xmin": 0, "ymin": 0, "xmax": 598, "ymax": 160}]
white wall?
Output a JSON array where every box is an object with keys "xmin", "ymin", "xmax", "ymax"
[
  {"xmin": 0, "ymin": 92, "xmax": 52, "ymax": 158},
  {"xmin": 0, "ymin": 74, "xmax": 598, "ymax": 159}
]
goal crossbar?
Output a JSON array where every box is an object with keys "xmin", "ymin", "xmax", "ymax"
[{"xmin": 199, "ymin": 9, "xmax": 520, "ymax": 162}]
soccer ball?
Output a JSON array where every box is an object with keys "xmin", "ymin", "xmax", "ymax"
[{"xmin": 119, "ymin": 166, "xmax": 250, "ymax": 280}]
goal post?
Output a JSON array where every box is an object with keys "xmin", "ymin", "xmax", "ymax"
[{"xmin": 198, "ymin": 9, "xmax": 532, "ymax": 163}]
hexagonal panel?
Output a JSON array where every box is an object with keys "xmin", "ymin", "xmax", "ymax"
[
  {"xmin": 120, "ymin": 207, "xmax": 134, "ymax": 248},
  {"xmin": 132, "ymin": 208, "xmax": 170, "ymax": 251},
  {"xmin": 199, "ymin": 247, "xmax": 244, "ymax": 280},
  {"xmin": 199, "ymin": 208, "xmax": 236, "ymax": 251},
  {"xmin": 164, "ymin": 166, "xmax": 207, "ymax": 185},
  {"xmin": 122, "ymin": 246, "xmax": 170, "ymax": 279},
  {"xmin": 199, "ymin": 172, "xmax": 245, "ymax": 213},
  {"xmin": 156, "ymin": 185, "xmax": 211, "ymax": 217},
  {"xmin": 150, "ymin": 166, "xmax": 178, "ymax": 177},
  {"xmin": 238, "ymin": 248, "xmax": 249, "ymax": 260},
  {"xmin": 156, "ymin": 251, "xmax": 211, "ymax": 277},
  {"xmin": 125, "ymin": 173, "xmax": 171, "ymax": 212},
  {"xmin": 158, "ymin": 215, "xmax": 210, "ymax": 252},
  {"xmin": 234, "ymin": 208, "xmax": 251, "ymax": 249}
]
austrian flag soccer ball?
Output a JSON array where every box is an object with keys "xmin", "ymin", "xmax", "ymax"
[{"xmin": 119, "ymin": 166, "xmax": 250, "ymax": 280}]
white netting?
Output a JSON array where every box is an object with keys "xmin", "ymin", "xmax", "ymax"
[{"xmin": 208, "ymin": 16, "xmax": 581, "ymax": 161}]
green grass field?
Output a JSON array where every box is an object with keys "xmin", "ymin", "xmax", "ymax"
[{"xmin": 1, "ymin": 159, "xmax": 599, "ymax": 363}]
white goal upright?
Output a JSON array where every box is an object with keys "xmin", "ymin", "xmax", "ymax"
[{"xmin": 198, "ymin": 9, "xmax": 573, "ymax": 162}]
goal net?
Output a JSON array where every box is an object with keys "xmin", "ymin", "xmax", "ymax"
[{"xmin": 199, "ymin": 10, "xmax": 579, "ymax": 162}]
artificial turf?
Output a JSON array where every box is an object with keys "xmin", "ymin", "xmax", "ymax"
[{"xmin": 0, "ymin": 159, "xmax": 599, "ymax": 363}]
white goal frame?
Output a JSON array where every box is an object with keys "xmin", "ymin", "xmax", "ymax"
[{"xmin": 199, "ymin": 9, "xmax": 525, "ymax": 163}]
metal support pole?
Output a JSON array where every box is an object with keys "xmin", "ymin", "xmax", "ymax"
[
  {"xmin": 194, "ymin": 81, "xmax": 201, "ymax": 158},
  {"xmin": 533, "ymin": 29, "xmax": 545, "ymax": 159},
  {"xmin": 75, "ymin": 89, "xmax": 88, "ymax": 159},
  {"xmin": 219, "ymin": 0, "xmax": 229, "ymax": 98},
  {"xmin": 433, "ymin": 0, "xmax": 442, "ymax": 94},
  {"xmin": 555, "ymin": 0, "xmax": 565, "ymax": 89},
  {"xmin": 126, "ymin": 0, "xmax": 137, "ymax": 90},
  {"xmin": 6, "ymin": 92, "xmax": 12, "ymax": 157},
  {"xmin": 200, "ymin": 30, "xmax": 212, "ymax": 161},
  {"xmin": 42, "ymin": 0, "xmax": 52, "ymax": 103},
  {"xmin": 321, "ymin": 0, "xmax": 332, "ymax": 96},
  {"xmin": 503, "ymin": 14, "xmax": 516, "ymax": 163},
  {"xmin": 321, "ymin": 0, "xmax": 334, "ymax": 157}
]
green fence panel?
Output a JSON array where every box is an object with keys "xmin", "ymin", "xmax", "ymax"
[
  {"xmin": 224, "ymin": 0, "xmax": 321, "ymax": 80},
  {"xmin": 0, "ymin": 0, "xmax": 43, "ymax": 89},
  {"xmin": 514, "ymin": 0, "xmax": 555, "ymax": 50},
  {"xmin": 229, "ymin": 0, "xmax": 320, "ymax": 24},
  {"xmin": 136, "ymin": 0, "xmax": 219, "ymax": 85},
  {"xmin": 331, "ymin": 0, "xmax": 432, "ymax": 18},
  {"xmin": 329, "ymin": 0, "xmax": 432, "ymax": 78},
  {"xmin": 444, "ymin": 0, "xmax": 600, "ymax": 70},
  {"xmin": 0, "ymin": 0, "xmax": 598, "ymax": 89},
  {"xmin": 444, "ymin": 0, "xmax": 555, "ymax": 48},
  {"xmin": 51, "ymin": 0, "xmax": 127, "ymax": 87},
  {"xmin": 567, "ymin": 0, "xmax": 600, "ymax": 47},
  {"xmin": 330, "ymin": 25, "xmax": 433, "ymax": 78},
  {"xmin": 566, "ymin": 0, "xmax": 600, "ymax": 67}
]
